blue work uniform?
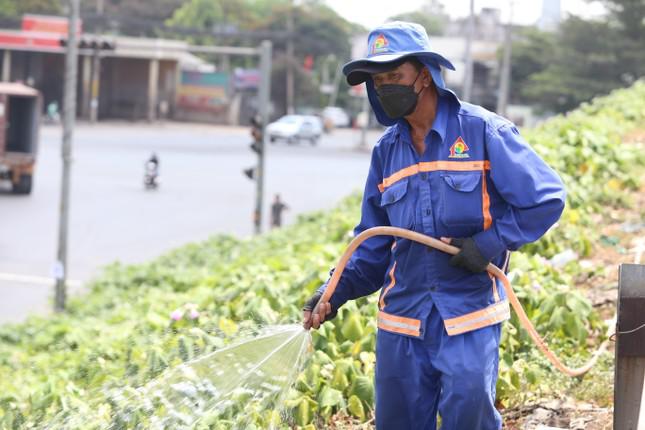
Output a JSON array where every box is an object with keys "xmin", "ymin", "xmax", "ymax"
[
  {"xmin": 325, "ymin": 20, "xmax": 566, "ymax": 429},
  {"xmin": 320, "ymin": 93, "xmax": 565, "ymax": 428}
]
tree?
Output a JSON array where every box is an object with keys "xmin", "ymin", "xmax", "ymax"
[
  {"xmin": 508, "ymin": 28, "xmax": 557, "ymax": 105},
  {"xmin": 598, "ymin": 0, "xmax": 645, "ymax": 86},
  {"xmin": 596, "ymin": 0, "xmax": 645, "ymax": 40},
  {"xmin": 81, "ymin": 0, "xmax": 186, "ymax": 21},
  {"xmin": 0, "ymin": 0, "xmax": 62, "ymax": 19},
  {"xmin": 509, "ymin": 10, "xmax": 644, "ymax": 113},
  {"xmin": 166, "ymin": 0, "xmax": 355, "ymax": 115}
]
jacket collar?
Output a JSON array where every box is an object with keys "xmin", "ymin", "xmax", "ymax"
[{"xmin": 395, "ymin": 93, "xmax": 450, "ymax": 144}]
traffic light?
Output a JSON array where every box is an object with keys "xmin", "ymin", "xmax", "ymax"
[
  {"xmin": 243, "ymin": 167, "xmax": 256, "ymax": 180},
  {"xmin": 250, "ymin": 113, "xmax": 263, "ymax": 143},
  {"xmin": 249, "ymin": 141, "xmax": 262, "ymax": 154},
  {"xmin": 245, "ymin": 113, "xmax": 263, "ymax": 176},
  {"xmin": 59, "ymin": 36, "xmax": 116, "ymax": 51}
]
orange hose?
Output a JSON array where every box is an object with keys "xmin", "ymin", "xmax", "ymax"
[{"xmin": 314, "ymin": 226, "xmax": 607, "ymax": 377}]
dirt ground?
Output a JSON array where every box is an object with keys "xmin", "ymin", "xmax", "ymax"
[{"xmin": 502, "ymin": 130, "xmax": 645, "ymax": 430}]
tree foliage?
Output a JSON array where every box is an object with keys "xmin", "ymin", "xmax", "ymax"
[
  {"xmin": 167, "ymin": 0, "xmax": 356, "ymax": 114},
  {"xmin": 510, "ymin": 0, "xmax": 644, "ymax": 113},
  {"xmin": 0, "ymin": 0, "xmax": 62, "ymax": 18}
]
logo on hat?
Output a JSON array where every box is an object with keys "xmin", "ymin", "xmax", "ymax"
[
  {"xmin": 371, "ymin": 34, "xmax": 389, "ymax": 54},
  {"xmin": 449, "ymin": 137, "xmax": 470, "ymax": 158}
]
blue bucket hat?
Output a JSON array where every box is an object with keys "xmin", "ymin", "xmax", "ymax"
[{"xmin": 343, "ymin": 21, "xmax": 458, "ymax": 126}]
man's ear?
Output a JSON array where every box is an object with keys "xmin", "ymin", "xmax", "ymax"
[{"xmin": 422, "ymin": 68, "xmax": 432, "ymax": 87}]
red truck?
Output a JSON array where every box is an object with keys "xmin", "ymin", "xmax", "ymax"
[{"xmin": 0, "ymin": 83, "xmax": 41, "ymax": 194}]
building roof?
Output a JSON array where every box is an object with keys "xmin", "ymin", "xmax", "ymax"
[
  {"xmin": 0, "ymin": 28, "xmax": 203, "ymax": 63},
  {"xmin": 0, "ymin": 82, "xmax": 40, "ymax": 97}
]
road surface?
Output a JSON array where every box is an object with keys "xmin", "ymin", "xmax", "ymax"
[{"xmin": 0, "ymin": 122, "xmax": 380, "ymax": 323}]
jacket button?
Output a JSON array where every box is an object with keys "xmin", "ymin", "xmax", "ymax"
[
  {"xmin": 420, "ymin": 172, "xmax": 427, "ymax": 181},
  {"xmin": 425, "ymin": 208, "xmax": 431, "ymax": 216}
]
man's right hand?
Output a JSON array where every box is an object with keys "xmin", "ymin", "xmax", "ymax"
[{"xmin": 302, "ymin": 290, "xmax": 336, "ymax": 330}]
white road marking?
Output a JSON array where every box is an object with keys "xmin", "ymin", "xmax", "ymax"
[{"xmin": 0, "ymin": 272, "xmax": 82, "ymax": 288}]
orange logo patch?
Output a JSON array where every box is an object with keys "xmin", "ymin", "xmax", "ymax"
[{"xmin": 449, "ymin": 137, "xmax": 470, "ymax": 159}]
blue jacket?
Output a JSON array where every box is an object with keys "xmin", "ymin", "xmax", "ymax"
[{"xmin": 323, "ymin": 95, "xmax": 566, "ymax": 338}]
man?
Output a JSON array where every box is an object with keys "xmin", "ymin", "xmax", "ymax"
[
  {"xmin": 270, "ymin": 194, "xmax": 289, "ymax": 228},
  {"xmin": 144, "ymin": 152, "xmax": 160, "ymax": 189},
  {"xmin": 302, "ymin": 22, "xmax": 566, "ymax": 429}
]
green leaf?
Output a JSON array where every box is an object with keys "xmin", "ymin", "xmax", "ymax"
[
  {"xmin": 318, "ymin": 386, "xmax": 344, "ymax": 408},
  {"xmin": 296, "ymin": 398, "xmax": 311, "ymax": 426},
  {"xmin": 341, "ymin": 313, "xmax": 364, "ymax": 342},
  {"xmin": 348, "ymin": 395, "xmax": 366, "ymax": 421},
  {"xmin": 350, "ymin": 376, "xmax": 374, "ymax": 406}
]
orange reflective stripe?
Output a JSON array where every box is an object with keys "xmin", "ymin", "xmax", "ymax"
[
  {"xmin": 446, "ymin": 308, "xmax": 510, "ymax": 336},
  {"xmin": 378, "ymin": 310, "xmax": 421, "ymax": 337},
  {"xmin": 444, "ymin": 300, "xmax": 508, "ymax": 326},
  {"xmin": 502, "ymin": 251, "xmax": 511, "ymax": 272},
  {"xmin": 378, "ymin": 164, "xmax": 420, "ymax": 192},
  {"xmin": 378, "ymin": 160, "xmax": 491, "ymax": 192},
  {"xmin": 419, "ymin": 160, "xmax": 491, "ymax": 173},
  {"xmin": 377, "ymin": 320, "xmax": 420, "ymax": 337},
  {"xmin": 379, "ymin": 310, "xmax": 421, "ymax": 328},
  {"xmin": 444, "ymin": 301, "xmax": 510, "ymax": 336},
  {"xmin": 489, "ymin": 272, "xmax": 500, "ymax": 302},
  {"xmin": 378, "ymin": 262, "xmax": 397, "ymax": 310},
  {"xmin": 482, "ymin": 171, "xmax": 492, "ymax": 230}
]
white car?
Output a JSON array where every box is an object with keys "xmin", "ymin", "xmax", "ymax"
[
  {"xmin": 321, "ymin": 106, "xmax": 351, "ymax": 128},
  {"xmin": 266, "ymin": 115, "xmax": 323, "ymax": 145}
]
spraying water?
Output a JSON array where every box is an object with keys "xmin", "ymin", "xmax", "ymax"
[{"xmin": 44, "ymin": 324, "xmax": 311, "ymax": 430}]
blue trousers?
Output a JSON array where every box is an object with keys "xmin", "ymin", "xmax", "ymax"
[{"xmin": 375, "ymin": 305, "xmax": 502, "ymax": 430}]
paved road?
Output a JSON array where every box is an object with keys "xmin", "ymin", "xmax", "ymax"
[{"xmin": 0, "ymin": 122, "xmax": 380, "ymax": 323}]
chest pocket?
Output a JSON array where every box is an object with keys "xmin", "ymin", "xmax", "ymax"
[
  {"xmin": 380, "ymin": 179, "xmax": 414, "ymax": 229},
  {"xmin": 440, "ymin": 172, "xmax": 483, "ymax": 227}
]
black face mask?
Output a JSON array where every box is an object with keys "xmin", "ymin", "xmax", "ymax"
[{"xmin": 375, "ymin": 70, "xmax": 425, "ymax": 119}]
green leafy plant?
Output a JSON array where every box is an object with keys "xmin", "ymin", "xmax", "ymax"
[{"xmin": 0, "ymin": 80, "xmax": 643, "ymax": 428}]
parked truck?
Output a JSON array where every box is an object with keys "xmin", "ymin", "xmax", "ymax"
[{"xmin": 0, "ymin": 83, "xmax": 41, "ymax": 195}]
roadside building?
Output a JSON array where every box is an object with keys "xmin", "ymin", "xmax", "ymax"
[{"xmin": 0, "ymin": 14, "xmax": 257, "ymax": 124}]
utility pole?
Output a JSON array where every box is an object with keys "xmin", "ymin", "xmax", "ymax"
[
  {"xmin": 254, "ymin": 40, "xmax": 272, "ymax": 234},
  {"xmin": 285, "ymin": 1, "xmax": 295, "ymax": 115},
  {"xmin": 496, "ymin": 0, "xmax": 514, "ymax": 117},
  {"xmin": 55, "ymin": 0, "xmax": 79, "ymax": 312},
  {"xmin": 358, "ymin": 94, "xmax": 370, "ymax": 149},
  {"xmin": 462, "ymin": 0, "xmax": 475, "ymax": 102},
  {"xmin": 90, "ymin": 48, "xmax": 101, "ymax": 123},
  {"xmin": 91, "ymin": 0, "xmax": 104, "ymax": 123},
  {"xmin": 328, "ymin": 60, "xmax": 343, "ymax": 108}
]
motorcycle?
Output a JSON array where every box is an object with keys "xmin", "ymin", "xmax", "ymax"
[{"xmin": 144, "ymin": 161, "xmax": 159, "ymax": 190}]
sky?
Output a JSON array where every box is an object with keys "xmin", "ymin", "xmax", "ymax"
[{"xmin": 323, "ymin": 0, "xmax": 607, "ymax": 29}]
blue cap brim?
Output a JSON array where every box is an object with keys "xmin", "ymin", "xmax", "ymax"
[{"xmin": 343, "ymin": 51, "xmax": 455, "ymax": 86}]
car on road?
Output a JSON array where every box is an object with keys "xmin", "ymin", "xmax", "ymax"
[
  {"xmin": 266, "ymin": 115, "xmax": 323, "ymax": 145},
  {"xmin": 321, "ymin": 106, "xmax": 351, "ymax": 129}
]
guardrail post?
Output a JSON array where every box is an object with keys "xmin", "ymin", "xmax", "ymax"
[{"xmin": 615, "ymin": 263, "xmax": 645, "ymax": 429}]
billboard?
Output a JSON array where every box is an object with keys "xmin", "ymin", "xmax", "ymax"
[{"xmin": 176, "ymin": 71, "xmax": 229, "ymax": 113}]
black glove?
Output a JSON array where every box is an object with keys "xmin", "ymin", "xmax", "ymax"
[
  {"xmin": 302, "ymin": 290, "xmax": 337, "ymax": 321},
  {"xmin": 448, "ymin": 237, "xmax": 490, "ymax": 273}
]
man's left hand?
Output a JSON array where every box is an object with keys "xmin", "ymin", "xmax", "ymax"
[{"xmin": 440, "ymin": 237, "xmax": 490, "ymax": 273}]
